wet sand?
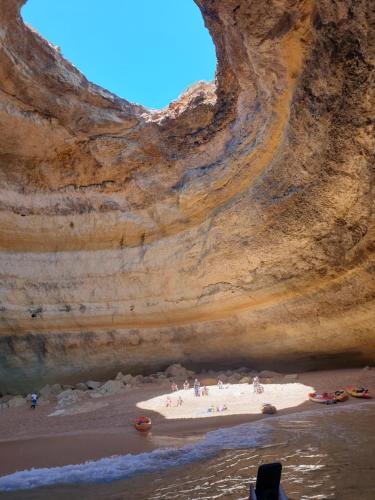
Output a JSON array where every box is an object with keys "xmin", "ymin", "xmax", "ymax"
[{"xmin": 0, "ymin": 368, "xmax": 373, "ymax": 477}]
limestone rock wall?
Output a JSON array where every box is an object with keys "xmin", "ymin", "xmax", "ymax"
[{"xmin": 0, "ymin": 0, "xmax": 374, "ymax": 393}]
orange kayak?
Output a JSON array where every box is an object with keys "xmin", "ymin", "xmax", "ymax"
[
  {"xmin": 345, "ymin": 387, "xmax": 371, "ymax": 399},
  {"xmin": 134, "ymin": 416, "xmax": 152, "ymax": 432},
  {"xmin": 308, "ymin": 392, "xmax": 336, "ymax": 404}
]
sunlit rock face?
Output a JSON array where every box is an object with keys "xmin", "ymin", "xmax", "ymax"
[{"xmin": 0, "ymin": 0, "xmax": 374, "ymax": 393}]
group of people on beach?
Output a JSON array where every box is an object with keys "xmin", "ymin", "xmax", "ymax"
[
  {"xmin": 164, "ymin": 374, "xmax": 267, "ymax": 416},
  {"xmin": 171, "ymin": 378, "xmax": 210, "ymax": 397},
  {"xmin": 208, "ymin": 403, "xmax": 228, "ymax": 414},
  {"xmin": 166, "ymin": 377, "xmax": 231, "ymax": 413},
  {"xmin": 170, "ymin": 376, "xmax": 264, "ymax": 397}
]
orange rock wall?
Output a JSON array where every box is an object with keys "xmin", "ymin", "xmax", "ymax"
[{"xmin": 0, "ymin": 0, "xmax": 374, "ymax": 392}]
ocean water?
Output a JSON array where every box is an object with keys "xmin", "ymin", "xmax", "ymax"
[{"xmin": 0, "ymin": 402, "xmax": 374, "ymax": 499}]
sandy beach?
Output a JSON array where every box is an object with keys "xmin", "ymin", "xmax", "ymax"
[
  {"xmin": 0, "ymin": 367, "xmax": 373, "ymax": 478},
  {"xmin": 138, "ymin": 382, "xmax": 313, "ymax": 419}
]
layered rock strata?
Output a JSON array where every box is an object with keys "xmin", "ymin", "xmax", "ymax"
[{"xmin": 0, "ymin": 0, "xmax": 374, "ymax": 393}]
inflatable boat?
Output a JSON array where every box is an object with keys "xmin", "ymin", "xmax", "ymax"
[
  {"xmin": 134, "ymin": 416, "xmax": 152, "ymax": 432},
  {"xmin": 308, "ymin": 392, "xmax": 336, "ymax": 404},
  {"xmin": 345, "ymin": 387, "xmax": 371, "ymax": 399},
  {"xmin": 334, "ymin": 390, "xmax": 349, "ymax": 402}
]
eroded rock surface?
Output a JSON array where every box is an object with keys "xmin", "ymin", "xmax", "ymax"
[{"xmin": 0, "ymin": 0, "xmax": 374, "ymax": 392}]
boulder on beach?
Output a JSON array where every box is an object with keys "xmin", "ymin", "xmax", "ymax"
[
  {"xmin": 134, "ymin": 375, "xmax": 144, "ymax": 384},
  {"xmin": 0, "ymin": 398, "xmax": 9, "ymax": 410},
  {"xmin": 39, "ymin": 384, "xmax": 63, "ymax": 399},
  {"xmin": 57, "ymin": 389, "xmax": 86, "ymax": 407},
  {"xmin": 98, "ymin": 380, "xmax": 125, "ymax": 395},
  {"xmin": 86, "ymin": 380, "xmax": 102, "ymax": 390},
  {"xmin": 0, "ymin": 395, "xmax": 12, "ymax": 409},
  {"xmin": 75, "ymin": 382, "xmax": 88, "ymax": 391},
  {"xmin": 88, "ymin": 391, "xmax": 104, "ymax": 399},
  {"xmin": 165, "ymin": 364, "xmax": 194, "ymax": 379},
  {"xmin": 262, "ymin": 378, "xmax": 273, "ymax": 384},
  {"xmin": 120, "ymin": 374, "xmax": 133, "ymax": 384},
  {"xmin": 234, "ymin": 367, "xmax": 249, "ymax": 374},
  {"xmin": 120, "ymin": 374, "xmax": 144, "ymax": 386},
  {"xmin": 227, "ymin": 373, "xmax": 243, "ymax": 383},
  {"xmin": 239, "ymin": 376, "xmax": 251, "ymax": 384},
  {"xmin": 115, "ymin": 372, "xmax": 125, "ymax": 381},
  {"xmin": 259, "ymin": 370, "xmax": 282, "ymax": 379},
  {"xmin": 7, "ymin": 395, "xmax": 26, "ymax": 408},
  {"xmin": 283, "ymin": 374, "xmax": 299, "ymax": 382}
]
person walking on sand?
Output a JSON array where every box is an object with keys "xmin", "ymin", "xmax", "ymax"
[
  {"xmin": 183, "ymin": 379, "xmax": 190, "ymax": 390},
  {"xmin": 194, "ymin": 378, "xmax": 200, "ymax": 397},
  {"xmin": 218, "ymin": 379, "xmax": 224, "ymax": 390},
  {"xmin": 176, "ymin": 396, "xmax": 183, "ymax": 407},
  {"xmin": 30, "ymin": 392, "xmax": 38, "ymax": 409},
  {"xmin": 166, "ymin": 396, "xmax": 172, "ymax": 407},
  {"xmin": 171, "ymin": 381, "xmax": 178, "ymax": 392}
]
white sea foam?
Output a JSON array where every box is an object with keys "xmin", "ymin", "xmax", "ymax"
[{"xmin": 0, "ymin": 421, "xmax": 269, "ymax": 492}]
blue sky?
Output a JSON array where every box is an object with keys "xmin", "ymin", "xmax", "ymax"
[{"xmin": 22, "ymin": 0, "xmax": 216, "ymax": 109}]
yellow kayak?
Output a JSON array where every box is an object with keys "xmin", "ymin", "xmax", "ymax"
[{"xmin": 345, "ymin": 386, "xmax": 371, "ymax": 399}]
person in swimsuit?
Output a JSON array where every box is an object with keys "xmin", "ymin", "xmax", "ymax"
[{"xmin": 194, "ymin": 378, "xmax": 200, "ymax": 397}]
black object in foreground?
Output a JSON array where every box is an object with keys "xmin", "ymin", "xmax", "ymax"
[{"xmin": 249, "ymin": 462, "xmax": 285, "ymax": 500}]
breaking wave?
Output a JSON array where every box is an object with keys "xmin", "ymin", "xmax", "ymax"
[{"xmin": 0, "ymin": 421, "xmax": 269, "ymax": 492}]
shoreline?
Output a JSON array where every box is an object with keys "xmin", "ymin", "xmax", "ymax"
[{"xmin": 0, "ymin": 367, "xmax": 373, "ymax": 477}]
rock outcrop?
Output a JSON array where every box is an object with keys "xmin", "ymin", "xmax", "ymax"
[{"xmin": 0, "ymin": 0, "xmax": 374, "ymax": 393}]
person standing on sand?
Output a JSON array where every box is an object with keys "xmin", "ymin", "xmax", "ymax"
[
  {"xmin": 253, "ymin": 376, "xmax": 260, "ymax": 393},
  {"xmin": 194, "ymin": 378, "xmax": 200, "ymax": 397},
  {"xmin": 183, "ymin": 379, "xmax": 190, "ymax": 390},
  {"xmin": 253, "ymin": 375, "xmax": 264, "ymax": 394},
  {"xmin": 201, "ymin": 386, "xmax": 209, "ymax": 396},
  {"xmin": 30, "ymin": 392, "xmax": 38, "ymax": 409},
  {"xmin": 218, "ymin": 379, "xmax": 224, "ymax": 389}
]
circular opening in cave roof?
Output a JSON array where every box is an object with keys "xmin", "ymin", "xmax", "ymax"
[{"xmin": 21, "ymin": 0, "xmax": 217, "ymax": 110}]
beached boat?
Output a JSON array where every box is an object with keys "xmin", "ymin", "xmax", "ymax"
[
  {"xmin": 308, "ymin": 392, "xmax": 336, "ymax": 404},
  {"xmin": 334, "ymin": 390, "xmax": 349, "ymax": 402},
  {"xmin": 345, "ymin": 387, "xmax": 371, "ymax": 399},
  {"xmin": 134, "ymin": 416, "xmax": 152, "ymax": 432}
]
